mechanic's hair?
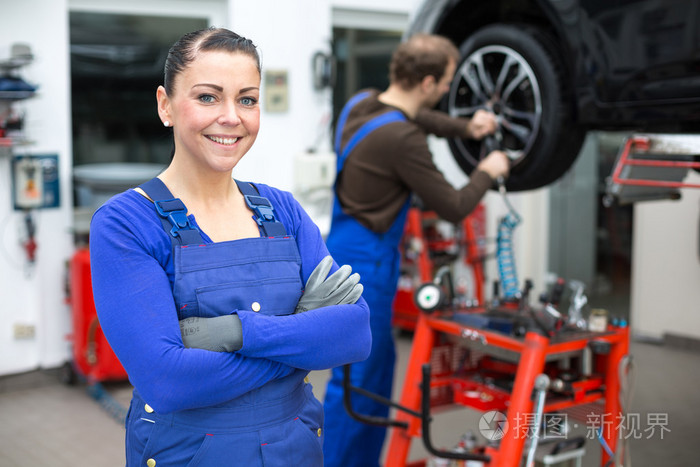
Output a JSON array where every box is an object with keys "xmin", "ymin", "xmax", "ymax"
[
  {"xmin": 163, "ymin": 27, "xmax": 261, "ymax": 95},
  {"xmin": 389, "ymin": 34, "xmax": 459, "ymax": 90}
]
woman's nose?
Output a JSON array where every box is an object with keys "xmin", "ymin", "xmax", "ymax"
[{"xmin": 219, "ymin": 101, "xmax": 241, "ymax": 125}]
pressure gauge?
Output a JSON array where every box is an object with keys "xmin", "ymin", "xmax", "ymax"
[{"xmin": 414, "ymin": 283, "xmax": 443, "ymax": 312}]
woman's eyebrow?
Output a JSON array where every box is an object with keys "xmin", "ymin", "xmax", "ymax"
[
  {"xmin": 192, "ymin": 83, "xmax": 223, "ymax": 91},
  {"xmin": 192, "ymin": 84, "xmax": 259, "ymax": 94}
]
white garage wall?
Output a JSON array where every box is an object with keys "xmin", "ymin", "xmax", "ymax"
[{"xmin": 631, "ymin": 172, "xmax": 700, "ymax": 341}]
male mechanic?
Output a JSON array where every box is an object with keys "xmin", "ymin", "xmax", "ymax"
[{"xmin": 322, "ymin": 33, "xmax": 510, "ymax": 467}]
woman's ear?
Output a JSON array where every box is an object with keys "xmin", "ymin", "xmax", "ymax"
[{"xmin": 156, "ymin": 86, "xmax": 172, "ymax": 126}]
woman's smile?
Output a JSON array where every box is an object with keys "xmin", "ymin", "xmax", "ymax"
[{"xmin": 206, "ymin": 135, "xmax": 240, "ymax": 146}]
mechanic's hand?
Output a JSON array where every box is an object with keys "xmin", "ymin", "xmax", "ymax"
[
  {"xmin": 477, "ymin": 150, "xmax": 510, "ymax": 180},
  {"xmin": 180, "ymin": 315, "xmax": 243, "ymax": 352},
  {"xmin": 294, "ymin": 255, "xmax": 363, "ymax": 313},
  {"xmin": 466, "ymin": 109, "xmax": 498, "ymax": 140}
]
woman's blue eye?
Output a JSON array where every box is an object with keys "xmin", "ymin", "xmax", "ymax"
[
  {"xmin": 199, "ymin": 94, "xmax": 216, "ymax": 103},
  {"xmin": 241, "ymin": 97, "xmax": 257, "ymax": 106}
]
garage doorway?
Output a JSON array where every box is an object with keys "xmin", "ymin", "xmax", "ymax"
[
  {"xmin": 331, "ymin": 27, "xmax": 402, "ymax": 127},
  {"xmin": 68, "ymin": 0, "xmax": 226, "ymax": 171},
  {"xmin": 69, "ymin": 12, "xmax": 207, "ymax": 168},
  {"xmin": 330, "ymin": 7, "xmax": 407, "ymax": 130}
]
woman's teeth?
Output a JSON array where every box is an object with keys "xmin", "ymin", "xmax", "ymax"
[{"xmin": 207, "ymin": 136, "xmax": 239, "ymax": 145}]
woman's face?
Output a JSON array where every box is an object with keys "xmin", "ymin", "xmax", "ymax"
[{"xmin": 159, "ymin": 50, "xmax": 261, "ymax": 173}]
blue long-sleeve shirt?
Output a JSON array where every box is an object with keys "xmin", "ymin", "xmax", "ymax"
[{"xmin": 89, "ymin": 183, "xmax": 371, "ymax": 413}]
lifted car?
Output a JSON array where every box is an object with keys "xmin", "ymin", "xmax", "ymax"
[{"xmin": 406, "ymin": 0, "xmax": 700, "ymax": 191}]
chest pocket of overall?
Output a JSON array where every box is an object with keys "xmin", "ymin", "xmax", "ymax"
[
  {"xmin": 193, "ymin": 276, "xmax": 302, "ymax": 318},
  {"xmin": 173, "ymin": 238, "xmax": 304, "ymax": 320}
]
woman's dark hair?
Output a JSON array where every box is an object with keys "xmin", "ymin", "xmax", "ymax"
[{"xmin": 163, "ymin": 27, "xmax": 261, "ymax": 95}]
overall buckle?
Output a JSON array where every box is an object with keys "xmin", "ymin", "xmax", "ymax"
[
  {"xmin": 154, "ymin": 199, "xmax": 193, "ymax": 238},
  {"xmin": 243, "ymin": 194, "xmax": 286, "ymax": 237}
]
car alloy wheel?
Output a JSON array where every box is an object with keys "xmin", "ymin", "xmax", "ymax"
[{"xmin": 444, "ymin": 25, "xmax": 585, "ymax": 191}]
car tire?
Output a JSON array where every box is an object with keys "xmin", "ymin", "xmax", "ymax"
[{"xmin": 443, "ymin": 24, "xmax": 586, "ymax": 191}]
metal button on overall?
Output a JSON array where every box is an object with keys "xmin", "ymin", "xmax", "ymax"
[
  {"xmin": 144, "ymin": 404, "xmax": 154, "ymax": 413},
  {"xmin": 251, "ymin": 301, "xmax": 261, "ymax": 312},
  {"xmin": 317, "ymin": 428, "xmax": 322, "ymax": 437},
  {"xmin": 146, "ymin": 459, "xmax": 156, "ymax": 467}
]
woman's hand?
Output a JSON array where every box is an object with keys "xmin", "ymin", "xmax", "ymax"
[
  {"xmin": 294, "ymin": 255, "xmax": 363, "ymax": 313},
  {"xmin": 180, "ymin": 315, "xmax": 243, "ymax": 352}
]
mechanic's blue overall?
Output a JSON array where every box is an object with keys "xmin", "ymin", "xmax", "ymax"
[
  {"xmin": 323, "ymin": 92, "xmax": 409, "ymax": 467},
  {"xmin": 127, "ymin": 178, "xmax": 323, "ymax": 467}
]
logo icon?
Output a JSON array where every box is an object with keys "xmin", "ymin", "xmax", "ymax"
[{"xmin": 479, "ymin": 411, "xmax": 508, "ymax": 440}]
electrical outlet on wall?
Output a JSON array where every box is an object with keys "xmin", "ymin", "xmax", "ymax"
[
  {"xmin": 13, "ymin": 323, "xmax": 36, "ymax": 339},
  {"xmin": 293, "ymin": 152, "xmax": 336, "ymax": 192},
  {"xmin": 264, "ymin": 70, "xmax": 288, "ymax": 113}
]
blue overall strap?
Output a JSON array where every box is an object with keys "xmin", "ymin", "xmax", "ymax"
[
  {"xmin": 235, "ymin": 180, "xmax": 288, "ymax": 237},
  {"xmin": 334, "ymin": 91, "xmax": 371, "ymax": 155},
  {"xmin": 139, "ymin": 178, "xmax": 204, "ymax": 245},
  {"xmin": 338, "ymin": 109, "xmax": 406, "ymax": 166}
]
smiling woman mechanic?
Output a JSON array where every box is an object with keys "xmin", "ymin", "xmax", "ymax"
[{"xmin": 89, "ymin": 27, "xmax": 371, "ymax": 466}]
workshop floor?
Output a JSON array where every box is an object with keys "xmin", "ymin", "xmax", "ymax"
[{"xmin": 0, "ymin": 333, "xmax": 697, "ymax": 467}]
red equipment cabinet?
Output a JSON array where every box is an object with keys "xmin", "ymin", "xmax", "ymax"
[{"xmin": 67, "ymin": 247, "xmax": 128, "ymax": 383}]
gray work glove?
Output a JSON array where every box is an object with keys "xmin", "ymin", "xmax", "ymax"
[
  {"xmin": 294, "ymin": 255, "xmax": 363, "ymax": 313},
  {"xmin": 180, "ymin": 315, "xmax": 243, "ymax": 352}
]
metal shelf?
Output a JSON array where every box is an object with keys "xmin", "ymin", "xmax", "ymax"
[
  {"xmin": 0, "ymin": 44, "xmax": 35, "ymax": 154},
  {"xmin": 0, "ymin": 90, "xmax": 36, "ymax": 101}
]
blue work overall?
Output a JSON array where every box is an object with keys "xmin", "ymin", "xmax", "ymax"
[
  {"xmin": 126, "ymin": 178, "xmax": 323, "ymax": 467},
  {"xmin": 322, "ymin": 92, "xmax": 409, "ymax": 467}
]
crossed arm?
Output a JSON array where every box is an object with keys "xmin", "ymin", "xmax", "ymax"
[{"xmin": 180, "ymin": 255, "xmax": 363, "ymax": 352}]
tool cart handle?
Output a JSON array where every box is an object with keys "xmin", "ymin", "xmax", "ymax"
[
  {"xmin": 420, "ymin": 363, "xmax": 492, "ymax": 463},
  {"xmin": 341, "ymin": 364, "xmax": 422, "ymax": 429}
]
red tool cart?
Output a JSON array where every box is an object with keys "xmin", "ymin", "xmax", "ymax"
[{"xmin": 383, "ymin": 307, "xmax": 630, "ymax": 467}]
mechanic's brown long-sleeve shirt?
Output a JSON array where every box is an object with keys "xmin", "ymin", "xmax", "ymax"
[{"xmin": 335, "ymin": 89, "xmax": 494, "ymax": 233}]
